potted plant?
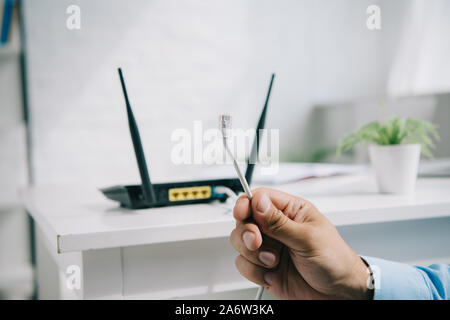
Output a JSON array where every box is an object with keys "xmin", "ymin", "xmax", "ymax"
[{"xmin": 337, "ymin": 117, "xmax": 439, "ymax": 194}]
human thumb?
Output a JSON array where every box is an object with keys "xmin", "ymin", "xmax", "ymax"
[{"xmin": 251, "ymin": 190, "xmax": 309, "ymax": 250}]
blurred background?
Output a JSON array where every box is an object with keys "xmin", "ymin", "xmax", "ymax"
[{"xmin": 0, "ymin": 0, "xmax": 449, "ymax": 299}]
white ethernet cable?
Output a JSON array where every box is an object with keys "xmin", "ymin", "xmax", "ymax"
[
  {"xmin": 213, "ymin": 186, "xmax": 238, "ymax": 202},
  {"xmin": 219, "ymin": 114, "xmax": 265, "ymax": 301}
]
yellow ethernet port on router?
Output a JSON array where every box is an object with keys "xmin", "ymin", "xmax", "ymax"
[{"xmin": 168, "ymin": 186, "xmax": 212, "ymax": 202}]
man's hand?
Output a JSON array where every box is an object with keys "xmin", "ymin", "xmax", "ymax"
[{"xmin": 230, "ymin": 188, "xmax": 371, "ymax": 300}]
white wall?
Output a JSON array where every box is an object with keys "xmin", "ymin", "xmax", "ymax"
[
  {"xmin": 24, "ymin": 0, "xmax": 388, "ymax": 186},
  {"xmin": 20, "ymin": 0, "xmax": 450, "ymax": 301},
  {"xmin": 385, "ymin": 0, "xmax": 450, "ymax": 96}
]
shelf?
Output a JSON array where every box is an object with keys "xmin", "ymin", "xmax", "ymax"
[
  {"xmin": 0, "ymin": 265, "xmax": 34, "ymax": 299},
  {"xmin": 125, "ymin": 280, "xmax": 258, "ymax": 300},
  {"xmin": 0, "ymin": 44, "xmax": 20, "ymax": 57},
  {"xmin": 21, "ymin": 172, "xmax": 450, "ymax": 253},
  {"xmin": 0, "ymin": 203, "xmax": 25, "ymax": 213}
]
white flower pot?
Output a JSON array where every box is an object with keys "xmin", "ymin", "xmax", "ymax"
[{"xmin": 368, "ymin": 144, "xmax": 421, "ymax": 194}]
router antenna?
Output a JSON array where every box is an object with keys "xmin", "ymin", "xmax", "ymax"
[
  {"xmin": 245, "ymin": 73, "xmax": 275, "ymax": 185},
  {"xmin": 118, "ymin": 68, "xmax": 156, "ymax": 204}
]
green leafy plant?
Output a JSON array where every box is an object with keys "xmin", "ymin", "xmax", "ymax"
[{"xmin": 337, "ymin": 117, "xmax": 440, "ymax": 158}]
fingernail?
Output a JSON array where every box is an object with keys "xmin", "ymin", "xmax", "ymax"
[
  {"xmin": 259, "ymin": 251, "xmax": 276, "ymax": 267},
  {"xmin": 242, "ymin": 232, "xmax": 255, "ymax": 250},
  {"xmin": 257, "ymin": 193, "xmax": 271, "ymax": 215},
  {"xmin": 264, "ymin": 272, "xmax": 275, "ymax": 286}
]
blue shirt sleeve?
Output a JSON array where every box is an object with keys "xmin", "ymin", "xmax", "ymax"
[{"xmin": 362, "ymin": 256, "xmax": 449, "ymax": 300}]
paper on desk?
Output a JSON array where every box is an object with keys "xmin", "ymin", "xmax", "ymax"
[
  {"xmin": 198, "ymin": 162, "xmax": 366, "ymax": 185},
  {"xmin": 252, "ymin": 163, "xmax": 366, "ymax": 185}
]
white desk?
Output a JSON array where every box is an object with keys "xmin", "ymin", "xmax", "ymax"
[{"xmin": 22, "ymin": 173, "xmax": 450, "ymax": 299}]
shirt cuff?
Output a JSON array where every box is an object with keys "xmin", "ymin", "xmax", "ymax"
[{"xmin": 361, "ymin": 256, "xmax": 432, "ymax": 300}]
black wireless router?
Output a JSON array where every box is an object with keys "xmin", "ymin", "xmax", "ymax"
[{"xmin": 100, "ymin": 68, "xmax": 275, "ymax": 209}]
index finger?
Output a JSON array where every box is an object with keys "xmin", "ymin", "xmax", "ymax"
[{"xmin": 233, "ymin": 194, "xmax": 252, "ymax": 221}]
